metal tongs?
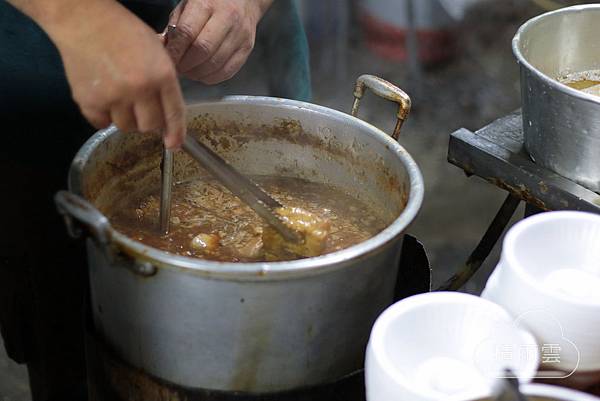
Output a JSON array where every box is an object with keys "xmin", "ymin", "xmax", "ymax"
[
  {"xmin": 492, "ymin": 370, "xmax": 529, "ymax": 401},
  {"xmin": 158, "ymin": 24, "xmax": 177, "ymax": 235},
  {"xmin": 159, "ymin": 146, "xmax": 174, "ymax": 234},
  {"xmin": 159, "ymin": 132, "xmax": 302, "ymax": 243},
  {"xmin": 158, "ymin": 25, "xmax": 300, "ymax": 242}
]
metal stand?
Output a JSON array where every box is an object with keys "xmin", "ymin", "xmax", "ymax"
[
  {"xmin": 441, "ymin": 110, "xmax": 600, "ymax": 290},
  {"xmin": 448, "ymin": 111, "xmax": 600, "ymax": 213},
  {"xmin": 437, "ymin": 194, "xmax": 520, "ymax": 291}
]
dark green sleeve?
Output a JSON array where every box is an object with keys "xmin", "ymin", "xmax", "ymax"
[{"xmin": 257, "ymin": 0, "xmax": 312, "ymax": 102}]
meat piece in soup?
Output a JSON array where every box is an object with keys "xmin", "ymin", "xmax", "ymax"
[{"xmin": 263, "ymin": 207, "xmax": 331, "ymax": 259}]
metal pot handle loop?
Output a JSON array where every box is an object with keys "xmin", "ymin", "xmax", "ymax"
[
  {"xmin": 55, "ymin": 191, "xmax": 157, "ymax": 277},
  {"xmin": 55, "ymin": 191, "xmax": 111, "ymax": 246},
  {"xmin": 351, "ymin": 74, "xmax": 412, "ymax": 140}
]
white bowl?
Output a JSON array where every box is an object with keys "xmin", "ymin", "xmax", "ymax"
[
  {"xmin": 365, "ymin": 292, "xmax": 539, "ymax": 401},
  {"xmin": 482, "ymin": 211, "xmax": 600, "ymax": 373}
]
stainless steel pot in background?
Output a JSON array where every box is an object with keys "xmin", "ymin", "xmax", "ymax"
[
  {"xmin": 513, "ymin": 5, "xmax": 600, "ymax": 192},
  {"xmin": 56, "ymin": 76, "xmax": 424, "ymax": 393}
]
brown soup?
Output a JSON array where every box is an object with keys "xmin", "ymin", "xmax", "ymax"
[{"xmin": 109, "ymin": 176, "xmax": 387, "ymax": 262}]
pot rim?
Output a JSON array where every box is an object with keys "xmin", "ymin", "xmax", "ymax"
[
  {"xmin": 69, "ymin": 96, "xmax": 424, "ymax": 279},
  {"xmin": 512, "ymin": 4, "xmax": 600, "ymax": 106}
]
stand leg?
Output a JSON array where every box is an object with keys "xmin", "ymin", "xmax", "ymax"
[{"xmin": 436, "ymin": 193, "xmax": 520, "ymax": 291}]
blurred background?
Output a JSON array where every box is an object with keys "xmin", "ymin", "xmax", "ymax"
[
  {"xmin": 0, "ymin": 0, "xmax": 595, "ymax": 399},
  {"xmin": 299, "ymin": 0, "xmax": 551, "ymax": 292}
]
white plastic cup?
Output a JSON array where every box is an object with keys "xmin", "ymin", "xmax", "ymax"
[
  {"xmin": 482, "ymin": 211, "xmax": 600, "ymax": 373},
  {"xmin": 365, "ymin": 292, "xmax": 539, "ymax": 401}
]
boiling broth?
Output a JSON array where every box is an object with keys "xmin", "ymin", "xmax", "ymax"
[
  {"xmin": 559, "ymin": 69, "xmax": 600, "ymax": 96},
  {"xmin": 109, "ymin": 176, "xmax": 388, "ymax": 262}
]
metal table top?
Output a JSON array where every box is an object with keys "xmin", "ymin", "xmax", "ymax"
[
  {"xmin": 445, "ymin": 112, "xmax": 600, "ymax": 395},
  {"xmin": 448, "ymin": 110, "xmax": 600, "ymax": 213}
]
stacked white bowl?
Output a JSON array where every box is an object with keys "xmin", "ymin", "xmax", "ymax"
[
  {"xmin": 482, "ymin": 211, "xmax": 600, "ymax": 376},
  {"xmin": 365, "ymin": 292, "xmax": 539, "ymax": 401},
  {"xmin": 365, "ymin": 211, "xmax": 600, "ymax": 400}
]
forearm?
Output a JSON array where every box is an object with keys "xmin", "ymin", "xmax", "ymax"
[
  {"xmin": 7, "ymin": 0, "xmax": 85, "ymax": 29},
  {"xmin": 6, "ymin": 0, "xmax": 128, "ymax": 44}
]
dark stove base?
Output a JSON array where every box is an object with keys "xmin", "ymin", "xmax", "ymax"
[{"xmin": 85, "ymin": 329, "xmax": 366, "ymax": 401}]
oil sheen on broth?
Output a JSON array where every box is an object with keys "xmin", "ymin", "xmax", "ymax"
[
  {"xmin": 558, "ymin": 69, "xmax": 600, "ymax": 97},
  {"xmin": 110, "ymin": 176, "xmax": 387, "ymax": 262}
]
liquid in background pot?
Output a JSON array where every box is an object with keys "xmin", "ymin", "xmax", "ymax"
[
  {"xmin": 109, "ymin": 176, "xmax": 388, "ymax": 262},
  {"xmin": 558, "ymin": 69, "xmax": 600, "ymax": 97}
]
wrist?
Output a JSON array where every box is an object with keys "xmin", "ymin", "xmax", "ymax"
[
  {"xmin": 256, "ymin": 0, "xmax": 275, "ymax": 18},
  {"xmin": 32, "ymin": 0, "xmax": 121, "ymax": 44},
  {"xmin": 16, "ymin": 0, "xmax": 87, "ymax": 28}
]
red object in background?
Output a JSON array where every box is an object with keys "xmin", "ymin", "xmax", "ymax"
[{"xmin": 360, "ymin": 11, "xmax": 457, "ymax": 65}]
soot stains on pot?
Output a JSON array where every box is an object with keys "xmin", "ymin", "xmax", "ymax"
[
  {"xmin": 82, "ymin": 133, "xmax": 162, "ymax": 209},
  {"xmin": 107, "ymin": 357, "xmax": 183, "ymax": 401},
  {"xmin": 190, "ymin": 114, "xmax": 376, "ymax": 169},
  {"xmin": 188, "ymin": 114, "xmax": 407, "ymax": 221}
]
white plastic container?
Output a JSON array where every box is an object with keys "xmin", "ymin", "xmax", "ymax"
[
  {"xmin": 483, "ymin": 211, "xmax": 600, "ymax": 373},
  {"xmin": 365, "ymin": 292, "xmax": 539, "ymax": 401}
]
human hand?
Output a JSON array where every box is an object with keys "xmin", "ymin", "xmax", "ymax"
[
  {"xmin": 43, "ymin": 0, "xmax": 186, "ymax": 148},
  {"xmin": 165, "ymin": 0, "xmax": 273, "ymax": 84}
]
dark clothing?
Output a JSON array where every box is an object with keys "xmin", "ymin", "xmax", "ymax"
[
  {"xmin": 260, "ymin": 0, "xmax": 312, "ymax": 102},
  {"xmin": 0, "ymin": 3, "xmax": 95, "ymax": 400},
  {"xmin": 0, "ymin": 1, "xmax": 310, "ymax": 400}
]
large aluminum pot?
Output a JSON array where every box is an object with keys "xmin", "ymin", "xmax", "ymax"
[
  {"xmin": 56, "ymin": 75, "xmax": 424, "ymax": 393},
  {"xmin": 513, "ymin": 4, "xmax": 600, "ymax": 192}
]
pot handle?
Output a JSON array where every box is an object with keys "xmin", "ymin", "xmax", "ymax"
[
  {"xmin": 55, "ymin": 191, "xmax": 111, "ymax": 246},
  {"xmin": 351, "ymin": 74, "xmax": 412, "ymax": 140},
  {"xmin": 55, "ymin": 191, "xmax": 158, "ymax": 277}
]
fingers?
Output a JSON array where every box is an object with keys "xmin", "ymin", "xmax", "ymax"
[
  {"xmin": 160, "ymin": 78, "xmax": 186, "ymax": 149},
  {"xmin": 177, "ymin": 11, "xmax": 232, "ymax": 73},
  {"xmin": 80, "ymin": 107, "xmax": 111, "ymax": 129},
  {"xmin": 110, "ymin": 103, "xmax": 137, "ymax": 133},
  {"xmin": 61, "ymin": 0, "xmax": 187, "ymax": 147},
  {"xmin": 195, "ymin": 47, "xmax": 250, "ymax": 85},
  {"xmin": 166, "ymin": 0, "xmax": 212, "ymax": 64},
  {"xmin": 134, "ymin": 94, "xmax": 165, "ymax": 133},
  {"xmin": 94, "ymin": 58, "xmax": 184, "ymax": 148},
  {"xmin": 181, "ymin": 30, "xmax": 238, "ymax": 78},
  {"xmin": 88, "ymin": 85, "xmax": 184, "ymax": 150},
  {"xmin": 166, "ymin": 0, "xmax": 260, "ymax": 84}
]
